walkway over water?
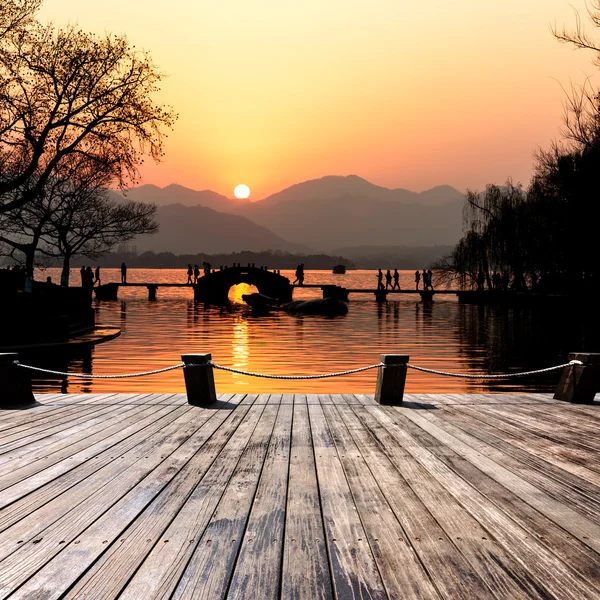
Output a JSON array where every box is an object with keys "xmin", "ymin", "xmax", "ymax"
[{"xmin": 1, "ymin": 392, "xmax": 599, "ymax": 598}]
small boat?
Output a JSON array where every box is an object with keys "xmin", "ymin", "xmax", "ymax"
[{"xmin": 332, "ymin": 264, "xmax": 346, "ymax": 274}]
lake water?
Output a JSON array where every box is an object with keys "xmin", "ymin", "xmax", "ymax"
[{"xmin": 26, "ymin": 268, "xmax": 597, "ymax": 395}]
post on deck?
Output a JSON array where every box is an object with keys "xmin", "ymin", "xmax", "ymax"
[
  {"xmin": 181, "ymin": 353, "xmax": 217, "ymax": 406},
  {"xmin": 554, "ymin": 352, "xmax": 600, "ymax": 404},
  {"xmin": 147, "ymin": 285, "xmax": 158, "ymax": 301},
  {"xmin": 375, "ymin": 354, "xmax": 409, "ymax": 405},
  {"xmin": 0, "ymin": 353, "xmax": 35, "ymax": 407}
]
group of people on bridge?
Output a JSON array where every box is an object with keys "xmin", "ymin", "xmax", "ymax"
[
  {"xmin": 478, "ymin": 270, "xmax": 510, "ymax": 291},
  {"xmin": 186, "ymin": 263, "xmax": 212, "ymax": 284},
  {"xmin": 376, "ymin": 269, "xmax": 434, "ymax": 291}
]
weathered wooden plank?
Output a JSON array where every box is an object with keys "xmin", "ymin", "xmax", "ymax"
[
  {"xmin": 341, "ymin": 393, "xmax": 361, "ymax": 405},
  {"xmin": 349, "ymin": 404, "xmax": 557, "ymax": 599},
  {"xmin": 328, "ymin": 394, "xmax": 346, "ymax": 405},
  {"xmin": 0, "ymin": 403, "xmax": 126, "ymax": 455},
  {"xmin": 111, "ymin": 402, "xmax": 266, "ymax": 600},
  {"xmin": 414, "ymin": 408, "xmax": 600, "ymax": 528},
  {"xmin": 307, "ymin": 403, "xmax": 388, "ymax": 599},
  {"xmin": 0, "ymin": 402, "xmax": 84, "ymax": 433},
  {"xmin": 292, "ymin": 393, "xmax": 307, "ymax": 405},
  {"xmin": 342, "ymin": 406, "xmax": 503, "ymax": 599},
  {"xmin": 306, "ymin": 393, "xmax": 320, "ymax": 405},
  {"xmin": 267, "ymin": 393, "xmax": 282, "ymax": 405},
  {"xmin": 0, "ymin": 404, "xmax": 226, "ymax": 596},
  {"xmin": 11, "ymin": 397, "xmax": 252, "ymax": 600},
  {"xmin": 0, "ymin": 403, "xmax": 150, "ymax": 487},
  {"xmin": 227, "ymin": 404, "xmax": 293, "ymax": 599},
  {"xmin": 451, "ymin": 404, "xmax": 600, "ymax": 488},
  {"xmin": 486, "ymin": 403, "xmax": 600, "ymax": 449},
  {"xmin": 376, "ymin": 407, "xmax": 600, "ymax": 599},
  {"xmin": 75, "ymin": 392, "xmax": 151, "ymax": 405},
  {"xmin": 401, "ymin": 406, "xmax": 600, "ymax": 590},
  {"xmin": 441, "ymin": 405, "xmax": 600, "ymax": 496},
  {"xmin": 280, "ymin": 403, "xmax": 333, "ymax": 600},
  {"xmin": 321, "ymin": 404, "xmax": 439, "ymax": 600},
  {"xmin": 0, "ymin": 405, "xmax": 191, "ymax": 541},
  {"xmin": 281, "ymin": 393, "xmax": 294, "ymax": 405},
  {"xmin": 0, "ymin": 403, "xmax": 104, "ymax": 442},
  {"xmin": 477, "ymin": 404, "xmax": 600, "ymax": 464},
  {"xmin": 169, "ymin": 405, "xmax": 279, "ymax": 600}
]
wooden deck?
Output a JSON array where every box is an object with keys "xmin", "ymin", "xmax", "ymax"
[{"xmin": 0, "ymin": 392, "xmax": 599, "ymax": 599}]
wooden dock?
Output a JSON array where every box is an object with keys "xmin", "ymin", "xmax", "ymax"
[{"xmin": 1, "ymin": 392, "xmax": 599, "ymax": 599}]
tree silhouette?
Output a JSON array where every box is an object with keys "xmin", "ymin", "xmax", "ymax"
[{"xmin": 0, "ymin": 20, "xmax": 176, "ymax": 214}]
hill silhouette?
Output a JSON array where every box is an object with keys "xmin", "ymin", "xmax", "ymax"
[
  {"xmin": 121, "ymin": 183, "xmax": 250, "ymax": 212},
  {"xmin": 126, "ymin": 175, "xmax": 464, "ymax": 253},
  {"xmin": 134, "ymin": 204, "xmax": 308, "ymax": 254}
]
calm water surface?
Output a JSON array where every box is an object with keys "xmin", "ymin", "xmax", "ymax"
[{"xmin": 28, "ymin": 269, "xmax": 598, "ymax": 395}]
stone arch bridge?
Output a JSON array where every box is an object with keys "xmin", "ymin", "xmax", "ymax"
[{"xmin": 194, "ymin": 266, "xmax": 293, "ymax": 304}]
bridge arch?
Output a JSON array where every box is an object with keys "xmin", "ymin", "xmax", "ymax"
[{"xmin": 194, "ymin": 266, "xmax": 293, "ymax": 304}]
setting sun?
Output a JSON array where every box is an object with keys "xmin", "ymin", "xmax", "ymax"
[{"xmin": 234, "ymin": 184, "xmax": 250, "ymax": 199}]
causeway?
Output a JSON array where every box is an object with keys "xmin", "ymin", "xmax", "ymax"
[{"xmin": 0, "ymin": 392, "xmax": 599, "ymax": 599}]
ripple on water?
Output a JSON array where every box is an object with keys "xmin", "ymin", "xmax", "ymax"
[{"xmin": 28, "ymin": 269, "xmax": 589, "ymax": 394}]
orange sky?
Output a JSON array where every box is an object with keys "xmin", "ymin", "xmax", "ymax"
[{"xmin": 41, "ymin": 0, "xmax": 598, "ymax": 199}]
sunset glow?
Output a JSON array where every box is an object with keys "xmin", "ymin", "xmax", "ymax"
[
  {"xmin": 234, "ymin": 184, "xmax": 251, "ymax": 199},
  {"xmin": 39, "ymin": 0, "xmax": 598, "ymax": 198}
]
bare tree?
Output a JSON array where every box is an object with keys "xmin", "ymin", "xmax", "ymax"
[
  {"xmin": 552, "ymin": 1, "xmax": 600, "ymax": 64},
  {"xmin": 0, "ymin": 21, "xmax": 176, "ymax": 214},
  {"xmin": 0, "ymin": 0, "xmax": 40, "ymax": 40}
]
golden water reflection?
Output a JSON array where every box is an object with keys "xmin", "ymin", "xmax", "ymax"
[{"xmin": 27, "ymin": 269, "xmax": 591, "ymax": 395}]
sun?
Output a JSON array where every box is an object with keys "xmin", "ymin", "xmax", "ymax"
[{"xmin": 234, "ymin": 184, "xmax": 250, "ymax": 199}]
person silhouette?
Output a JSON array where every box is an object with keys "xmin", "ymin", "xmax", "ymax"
[
  {"xmin": 393, "ymin": 268, "xmax": 400, "ymax": 290},
  {"xmin": 426, "ymin": 269, "xmax": 434, "ymax": 291},
  {"xmin": 80, "ymin": 266, "xmax": 86, "ymax": 286},
  {"xmin": 95, "ymin": 266, "xmax": 101, "ymax": 286},
  {"xmin": 298, "ymin": 263, "xmax": 305, "ymax": 286},
  {"xmin": 121, "ymin": 262, "xmax": 127, "ymax": 284},
  {"xmin": 186, "ymin": 264, "xmax": 193, "ymax": 284},
  {"xmin": 193, "ymin": 264, "xmax": 200, "ymax": 284},
  {"xmin": 385, "ymin": 269, "xmax": 392, "ymax": 290},
  {"xmin": 415, "ymin": 270, "xmax": 421, "ymax": 290},
  {"xmin": 477, "ymin": 270, "xmax": 485, "ymax": 291},
  {"xmin": 376, "ymin": 269, "xmax": 384, "ymax": 290}
]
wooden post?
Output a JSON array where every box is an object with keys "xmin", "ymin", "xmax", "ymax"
[
  {"xmin": 375, "ymin": 354, "xmax": 409, "ymax": 405},
  {"xmin": 374, "ymin": 289, "xmax": 387, "ymax": 302},
  {"xmin": 147, "ymin": 285, "xmax": 158, "ymax": 301},
  {"xmin": 0, "ymin": 353, "xmax": 35, "ymax": 408},
  {"xmin": 554, "ymin": 352, "xmax": 600, "ymax": 404},
  {"xmin": 181, "ymin": 354, "xmax": 217, "ymax": 406}
]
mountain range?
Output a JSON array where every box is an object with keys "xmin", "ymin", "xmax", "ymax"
[{"xmin": 122, "ymin": 175, "xmax": 465, "ymax": 255}]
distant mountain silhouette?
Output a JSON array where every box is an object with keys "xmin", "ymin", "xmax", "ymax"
[
  {"xmin": 134, "ymin": 204, "xmax": 308, "ymax": 254},
  {"xmin": 121, "ymin": 183, "xmax": 250, "ymax": 212},
  {"xmin": 251, "ymin": 175, "xmax": 463, "ymax": 207},
  {"xmin": 235, "ymin": 177, "xmax": 464, "ymax": 250},
  {"xmin": 125, "ymin": 176, "xmax": 465, "ymax": 253}
]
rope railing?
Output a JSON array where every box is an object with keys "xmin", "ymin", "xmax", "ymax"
[
  {"xmin": 208, "ymin": 361, "xmax": 384, "ymax": 380},
  {"xmin": 12, "ymin": 358, "xmax": 582, "ymax": 381},
  {"xmin": 13, "ymin": 361, "xmax": 185, "ymax": 379},
  {"xmin": 2, "ymin": 350, "xmax": 595, "ymax": 407}
]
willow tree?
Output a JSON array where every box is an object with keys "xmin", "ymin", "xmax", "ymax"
[{"xmin": 0, "ymin": 20, "xmax": 176, "ymax": 214}]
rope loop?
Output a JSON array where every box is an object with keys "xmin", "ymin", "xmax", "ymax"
[
  {"xmin": 13, "ymin": 361, "xmax": 185, "ymax": 379},
  {"xmin": 207, "ymin": 361, "xmax": 384, "ymax": 380},
  {"xmin": 405, "ymin": 360, "xmax": 582, "ymax": 379}
]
